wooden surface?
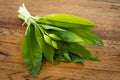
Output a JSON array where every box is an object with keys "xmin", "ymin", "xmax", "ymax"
[{"xmin": 0, "ymin": 0, "xmax": 120, "ymax": 80}]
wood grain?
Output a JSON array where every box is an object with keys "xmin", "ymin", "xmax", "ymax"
[{"xmin": 0, "ymin": 0, "xmax": 120, "ymax": 80}]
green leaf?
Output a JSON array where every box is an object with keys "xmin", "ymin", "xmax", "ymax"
[
  {"xmin": 55, "ymin": 41, "xmax": 70, "ymax": 62},
  {"xmin": 63, "ymin": 47, "xmax": 71, "ymax": 61},
  {"xmin": 40, "ymin": 24, "xmax": 65, "ymax": 31},
  {"xmin": 56, "ymin": 56, "xmax": 70, "ymax": 62},
  {"xmin": 66, "ymin": 42, "xmax": 99, "ymax": 61},
  {"xmin": 54, "ymin": 29, "xmax": 84, "ymax": 42},
  {"xmin": 55, "ymin": 42, "xmax": 84, "ymax": 63},
  {"xmin": 55, "ymin": 51, "xmax": 84, "ymax": 64},
  {"xmin": 21, "ymin": 24, "xmax": 43, "ymax": 76},
  {"xmin": 36, "ymin": 24, "xmax": 55, "ymax": 64},
  {"xmin": 34, "ymin": 25, "xmax": 44, "ymax": 51},
  {"xmin": 43, "ymin": 14, "xmax": 96, "ymax": 28},
  {"xmin": 68, "ymin": 28, "xmax": 103, "ymax": 46},
  {"xmin": 43, "ymin": 42, "xmax": 55, "ymax": 64},
  {"xmin": 48, "ymin": 33, "xmax": 61, "ymax": 40},
  {"xmin": 70, "ymin": 53, "xmax": 84, "ymax": 64},
  {"xmin": 35, "ymin": 16, "xmax": 52, "ymax": 25}
]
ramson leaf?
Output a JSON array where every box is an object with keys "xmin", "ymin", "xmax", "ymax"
[
  {"xmin": 34, "ymin": 25, "xmax": 44, "ymax": 51},
  {"xmin": 21, "ymin": 24, "xmax": 42, "ymax": 76},
  {"xmin": 54, "ymin": 29, "xmax": 84, "ymax": 42},
  {"xmin": 66, "ymin": 42, "xmax": 99, "ymax": 61},
  {"xmin": 68, "ymin": 28, "xmax": 103, "ymax": 46},
  {"xmin": 43, "ymin": 14, "xmax": 96, "ymax": 28},
  {"xmin": 55, "ymin": 51, "xmax": 84, "ymax": 64},
  {"xmin": 40, "ymin": 24, "xmax": 65, "ymax": 31},
  {"xmin": 70, "ymin": 53, "xmax": 84, "ymax": 64},
  {"xmin": 43, "ymin": 42, "xmax": 55, "ymax": 64},
  {"xmin": 63, "ymin": 47, "xmax": 71, "ymax": 61}
]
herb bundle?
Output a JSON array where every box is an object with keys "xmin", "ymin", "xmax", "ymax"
[{"xmin": 18, "ymin": 4, "xmax": 103, "ymax": 76}]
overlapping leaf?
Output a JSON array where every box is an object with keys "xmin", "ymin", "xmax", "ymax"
[
  {"xmin": 21, "ymin": 24, "xmax": 43, "ymax": 76},
  {"xmin": 44, "ymin": 14, "xmax": 96, "ymax": 28},
  {"xmin": 66, "ymin": 42, "xmax": 99, "ymax": 61},
  {"xmin": 43, "ymin": 42, "xmax": 55, "ymax": 64},
  {"xmin": 68, "ymin": 28, "xmax": 103, "ymax": 45}
]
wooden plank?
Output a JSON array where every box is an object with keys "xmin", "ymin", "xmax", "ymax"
[{"xmin": 0, "ymin": 0, "xmax": 120, "ymax": 80}]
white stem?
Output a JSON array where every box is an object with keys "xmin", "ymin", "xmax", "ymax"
[
  {"xmin": 18, "ymin": 3, "xmax": 32, "ymax": 24},
  {"xmin": 18, "ymin": 3, "xmax": 33, "ymax": 36}
]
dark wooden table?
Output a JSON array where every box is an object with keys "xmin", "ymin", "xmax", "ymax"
[{"xmin": 0, "ymin": 0, "xmax": 120, "ymax": 80}]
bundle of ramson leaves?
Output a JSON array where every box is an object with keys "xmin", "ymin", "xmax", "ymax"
[{"xmin": 18, "ymin": 4, "xmax": 103, "ymax": 76}]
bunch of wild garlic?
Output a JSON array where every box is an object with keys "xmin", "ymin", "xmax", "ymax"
[{"xmin": 18, "ymin": 4, "xmax": 103, "ymax": 76}]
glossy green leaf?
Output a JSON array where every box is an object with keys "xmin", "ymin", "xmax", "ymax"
[
  {"xmin": 34, "ymin": 25, "xmax": 44, "ymax": 51},
  {"xmin": 21, "ymin": 24, "xmax": 42, "ymax": 76},
  {"xmin": 43, "ymin": 14, "xmax": 96, "ymax": 28},
  {"xmin": 48, "ymin": 33, "xmax": 61, "ymax": 40},
  {"xmin": 36, "ymin": 24, "xmax": 55, "ymax": 64},
  {"xmin": 70, "ymin": 53, "xmax": 84, "ymax": 64},
  {"xmin": 43, "ymin": 42, "xmax": 55, "ymax": 64},
  {"xmin": 54, "ymin": 29, "xmax": 84, "ymax": 42},
  {"xmin": 55, "ymin": 52, "xmax": 84, "ymax": 64},
  {"xmin": 56, "ymin": 56, "xmax": 70, "ymax": 62},
  {"xmin": 55, "ymin": 41, "xmax": 70, "ymax": 62},
  {"xmin": 40, "ymin": 24, "xmax": 65, "ymax": 31},
  {"xmin": 63, "ymin": 47, "xmax": 71, "ymax": 61},
  {"xmin": 35, "ymin": 16, "xmax": 52, "ymax": 25},
  {"xmin": 66, "ymin": 42, "xmax": 99, "ymax": 61},
  {"xmin": 68, "ymin": 28, "xmax": 103, "ymax": 46},
  {"xmin": 55, "ymin": 42, "xmax": 83, "ymax": 63}
]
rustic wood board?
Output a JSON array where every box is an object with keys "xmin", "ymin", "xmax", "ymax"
[{"xmin": 0, "ymin": 0, "xmax": 120, "ymax": 80}]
